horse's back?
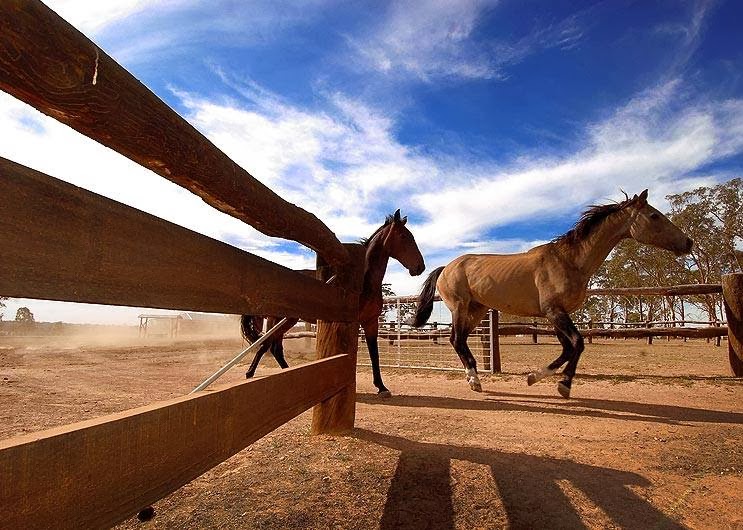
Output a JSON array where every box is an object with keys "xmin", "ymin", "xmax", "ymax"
[{"xmin": 438, "ymin": 252, "xmax": 544, "ymax": 316}]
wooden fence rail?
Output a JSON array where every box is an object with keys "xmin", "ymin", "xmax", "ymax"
[
  {"xmin": 0, "ymin": 1, "xmax": 348, "ymax": 267},
  {"xmin": 0, "ymin": 355, "xmax": 355, "ymax": 530},
  {"xmin": 0, "ymin": 157, "xmax": 356, "ymax": 322},
  {"xmin": 0, "ymin": 2, "xmax": 364, "ymax": 526}
]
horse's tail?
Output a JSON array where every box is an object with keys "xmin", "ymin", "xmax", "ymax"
[
  {"xmin": 240, "ymin": 315, "xmax": 262, "ymax": 343},
  {"xmin": 410, "ymin": 266, "xmax": 444, "ymax": 328}
]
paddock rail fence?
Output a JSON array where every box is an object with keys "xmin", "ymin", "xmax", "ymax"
[
  {"xmin": 350, "ymin": 283, "xmax": 743, "ymax": 375},
  {"xmin": 0, "ymin": 2, "xmax": 362, "ymax": 528}
]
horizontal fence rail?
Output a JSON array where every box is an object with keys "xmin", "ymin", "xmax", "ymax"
[
  {"xmin": 0, "ymin": 1, "xmax": 348, "ymax": 267},
  {"xmin": 0, "ymin": 158, "xmax": 356, "ymax": 322},
  {"xmin": 0, "ymin": 354, "xmax": 355, "ymax": 530}
]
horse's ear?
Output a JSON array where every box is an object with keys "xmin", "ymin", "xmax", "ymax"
[
  {"xmin": 401, "ymin": 215, "xmax": 408, "ymax": 225},
  {"xmin": 393, "ymin": 209, "xmax": 401, "ymax": 222},
  {"xmin": 638, "ymin": 189, "xmax": 648, "ymax": 204}
]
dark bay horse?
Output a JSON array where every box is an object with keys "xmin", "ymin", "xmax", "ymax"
[
  {"xmin": 411, "ymin": 190, "xmax": 693, "ymax": 398},
  {"xmin": 242, "ymin": 209, "xmax": 425, "ymax": 397}
]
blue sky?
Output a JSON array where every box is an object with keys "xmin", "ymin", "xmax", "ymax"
[{"xmin": 2, "ymin": 0, "xmax": 743, "ymax": 324}]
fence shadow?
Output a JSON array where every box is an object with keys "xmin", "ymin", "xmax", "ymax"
[
  {"xmin": 357, "ymin": 392, "xmax": 743, "ymax": 426},
  {"xmin": 354, "ymin": 428, "xmax": 684, "ymax": 530}
]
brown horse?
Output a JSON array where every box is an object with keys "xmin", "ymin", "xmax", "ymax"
[
  {"xmin": 242, "ymin": 209, "xmax": 425, "ymax": 397},
  {"xmin": 411, "ymin": 190, "xmax": 693, "ymax": 398}
]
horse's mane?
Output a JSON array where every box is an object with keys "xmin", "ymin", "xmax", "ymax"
[
  {"xmin": 359, "ymin": 214, "xmax": 395, "ymax": 247},
  {"xmin": 553, "ymin": 197, "xmax": 634, "ymax": 246}
]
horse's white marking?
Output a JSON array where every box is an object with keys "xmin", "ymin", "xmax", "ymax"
[
  {"xmin": 92, "ymin": 48, "xmax": 100, "ymax": 85},
  {"xmin": 530, "ymin": 367, "xmax": 555, "ymax": 383}
]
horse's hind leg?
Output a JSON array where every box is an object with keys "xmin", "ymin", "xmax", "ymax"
[
  {"xmin": 450, "ymin": 302, "xmax": 489, "ymax": 392},
  {"xmin": 527, "ymin": 331, "xmax": 572, "ymax": 386},
  {"xmin": 270, "ymin": 340, "xmax": 289, "ymax": 369},
  {"xmin": 528, "ymin": 310, "xmax": 583, "ymax": 398},
  {"xmin": 245, "ymin": 342, "xmax": 270, "ymax": 378}
]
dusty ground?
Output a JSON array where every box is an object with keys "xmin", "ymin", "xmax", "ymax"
[{"xmin": 1, "ymin": 332, "xmax": 741, "ymax": 529}]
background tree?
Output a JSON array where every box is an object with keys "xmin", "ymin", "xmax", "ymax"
[
  {"xmin": 0, "ymin": 296, "xmax": 7, "ymax": 321},
  {"xmin": 15, "ymin": 306, "xmax": 34, "ymax": 323},
  {"xmin": 381, "ymin": 283, "xmax": 417, "ymax": 324}
]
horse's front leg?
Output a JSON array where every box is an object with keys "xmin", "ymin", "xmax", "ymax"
[
  {"xmin": 362, "ymin": 319, "xmax": 391, "ymax": 398},
  {"xmin": 527, "ymin": 310, "xmax": 584, "ymax": 398}
]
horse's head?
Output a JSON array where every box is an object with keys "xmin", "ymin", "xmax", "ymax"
[
  {"xmin": 628, "ymin": 189, "xmax": 693, "ymax": 256},
  {"xmin": 381, "ymin": 209, "xmax": 425, "ymax": 276}
]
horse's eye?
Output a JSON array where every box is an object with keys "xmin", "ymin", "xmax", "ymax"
[{"xmin": 650, "ymin": 213, "xmax": 660, "ymax": 220}]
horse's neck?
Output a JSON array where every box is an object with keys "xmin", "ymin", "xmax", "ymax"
[
  {"xmin": 362, "ymin": 234, "xmax": 390, "ymax": 302},
  {"xmin": 563, "ymin": 210, "xmax": 632, "ymax": 281}
]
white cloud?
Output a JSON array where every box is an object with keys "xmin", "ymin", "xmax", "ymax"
[
  {"xmin": 347, "ymin": 0, "xmax": 587, "ymax": 82},
  {"xmin": 412, "ymin": 80, "xmax": 742, "ymax": 250},
  {"xmin": 42, "ymin": 0, "xmax": 170, "ymax": 35}
]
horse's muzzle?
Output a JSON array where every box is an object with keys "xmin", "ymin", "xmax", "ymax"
[
  {"xmin": 675, "ymin": 237, "xmax": 693, "ymax": 256},
  {"xmin": 410, "ymin": 265, "xmax": 425, "ymax": 276}
]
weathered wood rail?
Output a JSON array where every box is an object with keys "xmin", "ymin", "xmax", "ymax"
[
  {"xmin": 0, "ymin": 355, "xmax": 354, "ymax": 530},
  {"xmin": 0, "ymin": 1, "xmax": 363, "ymax": 527}
]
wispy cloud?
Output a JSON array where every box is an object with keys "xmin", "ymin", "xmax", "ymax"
[
  {"xmin": 346, "ymin": 0, "xmax": 588, "ymax": 82},
  {"xmin": 43, "ymin": 0, "xmax": 174, "ymax": 35}
]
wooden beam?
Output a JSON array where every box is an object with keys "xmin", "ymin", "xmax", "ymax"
[
  {"xmin": 312, "ymin": 244, "xmax": 365, "ymax": 434},
  {"xmin": 587, "ymin": 284, "xmax": 722, "ymax": 296},
  {"xmin": 722, "ymin": 274, "xmax": 743, "ymax": 376},
  {"xmin": 583, "ymin": 327, "xmax": 728, "ymax": 339},
  {"xmin": 0, "ymin": 354, "xmax": 355, "ymax": 530},
  {"xmin": 0, "ymin": 158, "xmax": 356, "ymax": 321},
  {"xmin": 0, "ymin": 1, "xmax": 348, "ymax": 267}
]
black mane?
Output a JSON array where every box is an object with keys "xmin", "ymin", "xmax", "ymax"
[
  {"xmin": 359, "ymin": 214, "xmax": 395, "ymax": 247},
  {"xmin": 553, "ymin": 198, "xmax": 633, "ymax": 246}
]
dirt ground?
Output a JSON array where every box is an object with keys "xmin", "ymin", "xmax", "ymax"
[{"xmin": 1, "ymin": 332, "xmax": 741, "ymax": 529}]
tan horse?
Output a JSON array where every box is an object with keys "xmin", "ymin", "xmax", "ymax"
[{"xmin": 411, "ymin": 190, "xmax": 693, "ymax": 398}]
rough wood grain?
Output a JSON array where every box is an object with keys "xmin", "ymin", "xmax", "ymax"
[
  {"xmin": 722, "ymin": 273, "xmax": 743, "ymax": 376},
  {"xmin": 0, "ymin": 157, "xmax": 355, "ymax": 321},
  {"xmin": 312, "ymin": 244, "xmax": 365, "ymax": 434},
  {"xmin": 0, "ymin": 354, "xmax": 356, "ymax": 530},
  {"xmin": 0, "ymin": 1, "xmax": 348, "ymax": 266}
]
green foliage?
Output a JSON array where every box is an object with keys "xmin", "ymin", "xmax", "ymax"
[{"xmin": 15, "ymin": 306, "xmax": 34, "ymax": 323}]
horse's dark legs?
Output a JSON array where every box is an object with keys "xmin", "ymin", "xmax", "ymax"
[
  {"xmin": 527, "ymin": 311, "xmax": 584, "ymax": 398},
  {"xmin": 362, "ymin": 320, "xmax": 391, "ymax": 397},
  {"xmin": 270, "ymin": 341, "xmax": 289, "ymax": 369},
  {"xmin": 245, "ymin": 341, "xmax": 271, "ymax": 378}
]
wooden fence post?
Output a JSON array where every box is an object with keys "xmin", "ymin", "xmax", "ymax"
[
  {"xmin": 646, "ymin": 321, "xmax": 653, "ymax": 345},
  {"xmin": 587, "ymin": 319, "xmax": 593, "ymax": 345},
  {"xmin": 312, "ymin": 243, "xmax": 365, "ymax": 434},
  {"xmin": 722, "ymin": 273, "xmax": 743, "ymax": 377}
]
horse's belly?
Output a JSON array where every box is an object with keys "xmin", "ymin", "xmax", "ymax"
[{"xmin": 473, "ymin": 280, "xmax": 542, "ymax": 317}]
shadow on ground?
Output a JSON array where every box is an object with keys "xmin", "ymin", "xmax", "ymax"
[
  {"xmin": 354, "ymin": 428, "xmax": 685, "ymax": 530},
  {"xmin": 357, "ymin": 391, "xmax": 743, "ymax": 426}
]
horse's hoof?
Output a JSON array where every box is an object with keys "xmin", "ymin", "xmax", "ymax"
[
  {"xmin": 469, "ymin": 378, "xmax": 483, "ymax": 392},
  {"xmin": 137, "ymin": 507, "xmax": 155, "ymax": 522},
  {"xmin": 377, "ymin": 389, "xmax": 392, "ymax": 398},
  {"xmin": 527, "ymin": 372, "xmax": 538, "ymax": 386},
  {"xmin": 557, "ymin": 381, "xmax": 571, "ymax": 399},
  {"xmin": 245, "ymin": 371, "xmax": 254, "ymax": 379}
]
